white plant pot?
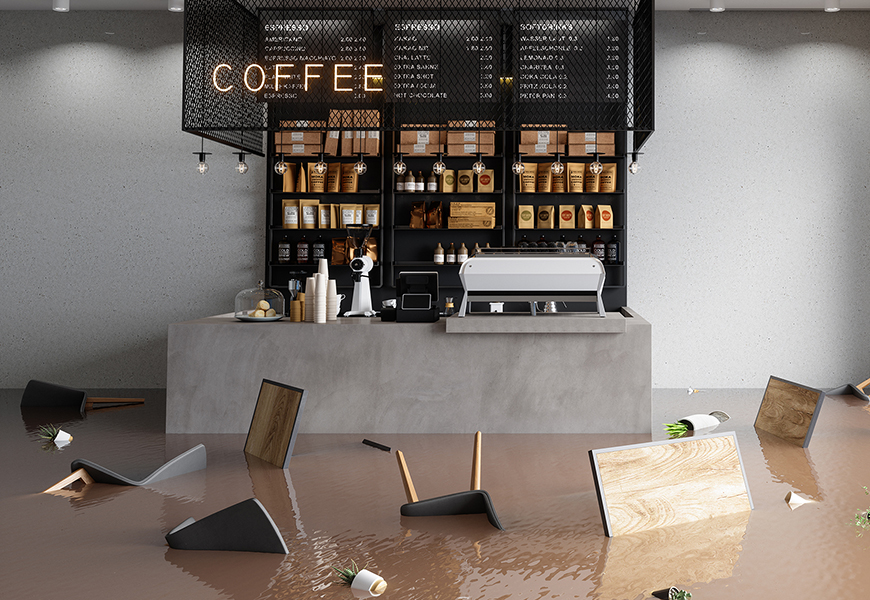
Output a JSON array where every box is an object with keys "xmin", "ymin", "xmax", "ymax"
[
  {"xmin": 679, "ymin": 411, "xmax": 729, "ymax": 435},
  {"xmin": 54, "ymin": 430, "xmax": 73, "ymax": 446},
  {"xmin": 350, "ymin": 569, "xmax": 387, "ymax": 597}
]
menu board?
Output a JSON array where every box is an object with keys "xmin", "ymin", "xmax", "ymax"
[
  {"xmin": 515, "ymin": 14, "xmax": 628, "ymax": 104},
  {"xmin": 385, "ymin": 11, "xmax": 500, "ymax": 104},
  {"xmin": 260, "ymin": 11, "xmax": 379, "ymax": 104}
]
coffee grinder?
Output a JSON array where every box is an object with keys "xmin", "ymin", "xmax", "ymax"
[{"xmin": 344, "ymin": 224, "xmax": 376, "ymax": 317}]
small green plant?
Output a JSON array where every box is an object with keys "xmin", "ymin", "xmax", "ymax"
[
  {"xmin": 663, "ymin": 422, "xmax": 689, "ymax": 439},
  {"xmin": 669, "ymin": 587, "xmax": 691, "ymax": 600},
  {"xmin": 332, "ymin": 559, "xmax": 364, "ymax": 586},
  {"xmin": 37, "ymin": 424, "xmax": 61, "ymax": 441},
  {"xmin": 854, "ymin": 486, "xmax": 870, "ymax": 537}
]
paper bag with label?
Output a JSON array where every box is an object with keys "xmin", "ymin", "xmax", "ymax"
[
  {"xmin": 282, "ymin": 163, "xmax": 298, "ymax": 193},
  {"xmin": 595, "ymin": 205, "xmax": 614, "ymax": 229},
  {"xmin": 579, "ymin": 205, "xmax": 594, "ymax": 229}
]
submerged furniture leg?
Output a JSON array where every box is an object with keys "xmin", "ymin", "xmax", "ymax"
[
  {"xmin": 42, "ymin": 467, "xmax": 94, "ymax": 493},
  {"xmin": 858, "ymin": 377, "xmax": 870, "ymax": 392},
  {"xmin": 396, "ymin": 450, "xmax": 418, "ymax": 503},
  {"xmin": 470, "ymin": 431, "xmax": 481, "ymax": 491},
  {"xmin": 86, "ymin": 397, "xmax": 145, "ymax": 410}
]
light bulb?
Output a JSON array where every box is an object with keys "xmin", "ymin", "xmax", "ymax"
[
  {"xmin": 628, "ymin": 161, "xmax": 639, "ymax": 174},
  {"xmin": 197, "ymin": 161, "xmax": 209, "ymax": 174},
  {"xmin": 432, "ymin": 159, "xmax": 446, "ymax": 175},
  {"xmin": 53, "ymin": 0, "xmax": 69, "ymax": 12},
  {"xmin": 472, "ymin": 155, "xmax": 486, "ymax": 174},
  {"xmin": 314, "ymin": 160, "xmax": 328, "ymax": 175},
  {"xmin": 353, "ymin": 160, "xmax": 367, "ymax": 175},
  {"xmin": 709, "ymin": 0, "xmax": 724, "ymax": 12},
  {"xmin": 168, "ymin": 0, "xmax": 184, "ymax": 12},
  {"xmin": 590, "ymin": 161, "xmax": 603, "ymax": 175},
  {"xmin": 512, "ymin": 160, "xmax": 525, "ymax": 175},
  {"xmin": 393, "ymin": 158, "xmax": 407, "ymax": 175},
  {"xmin": 274, "ymin": 160, "xmax": 288, "ymax": 175},
  {"xmin": 237, "ymin": 161, "xmax": 249, "ymax": 174},
  {"xmin": 825, "ymin": 0, "xmax": 840, "ymax": 11},
  {"xmin": 550, "ymin": 160, "xmax": 564, "ymax": 175}
]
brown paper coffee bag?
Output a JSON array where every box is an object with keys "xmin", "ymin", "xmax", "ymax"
[
  {"xmin": 599, "ymin": 163, "xmax": 617, "ymax": 193},
  {"xmin": 457, "ymin": 170, "xmax": 473, "ymax": 193},
  {"xmin": 441, "ymin": 170, "xmax": 456, "ymax": 193},
  {"xmin": 364, "ymin": 204, "xmax": 380, "ymax": 227},
  {"xmin": 537, "ymin": 163, "xmax": 553, "ymax": 193},
  {"xmin": 552, "ymin": 169, "xmax": 566, "ymax": 193},
  {"xmin": 282, "ymin": 163, "xmax": 298, "ymax": 193},
  {"xmin": 477, "ymin": 170, "xmax": 495, "ymax": 193},
  {"xmin": 296, "ymin": 164, "xmax": 307, "ymax": 192},
  {"xmin": 584, "ymin": 165, "xmax": 600, "ymax": 193},
  {"xmin": 567, "ymin": 163, "xmax": 584, "ymax": 193},
  {"xmin": 537, "ymin": 205, "xmax": 555, "ymax": 229},
  {"xmin": 595, "ymin": 205, "xmax": 614, "ymax": 229},
  {"xmin": 558, "ymin": 205, "xmax": 576, "ymax": 229},
  {"xmin": 308, "ymin": 163, "xmax": 326, "ymax": 193},
  {"xmin": 579, "ymin": 205, "xmax": 594, "ymax": 229},
  {"xmin": 520, "ymin": 162, "xmax": 538, "ymax": 193},
  {"xmin": 341, "ymin": 162, "xmax": 358, "ymax": 193},
  {"xmin": 326, "ymin": 162, "xmax": 341, "ymax": 193},
  {"xmin": 410, "ymin": 201, "xmax": 426, "ymax": 229},
  {"xmin": 517, "ymin": 205, "xmax": 535, "ymax": 229},
  {"xmin": 299, "ymin": 199, "xmax": 319, "ymax": 229},
  {"xmin": 282, "ymin": 199, "xmax": 299, "ymax": 229}
]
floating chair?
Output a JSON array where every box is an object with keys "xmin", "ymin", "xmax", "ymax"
[
  {"xmin": 827, "ymin": 376, "xmax": 870, "ymax": 402},
  {"xmin": 43, "ymin": 444, "xmax": 207, "ymax": 493},
  {"xmin": 396, "ymin": 431, "xmax": 504, "ymax": 531},
  {"xmin": 21, "ymin": 379, "xmax": 145, "ymax": 415},
  {"xmin": 166, "ymin": 498, "xmax": 288, "ymax": 554}
]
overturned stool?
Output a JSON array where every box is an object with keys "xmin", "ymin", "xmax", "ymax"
[
  {"xmin": 166, "ymin": 498, "xmax": 288, "ymax": 554},
  {"xmin": 43, "ymin": 444, "xmax": 207, "ymax": 492},
  {"xmin": 21, "ymin": 379, "xmax": 145, "ymax": 415},
  {"xmin": 396, "ymin": 431, "xmax": 504, "ymax": 531}
]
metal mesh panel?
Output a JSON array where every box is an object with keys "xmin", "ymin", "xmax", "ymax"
[{"xmin": 182, "ymin": 0, "xmax": 653, "ymax": 150}]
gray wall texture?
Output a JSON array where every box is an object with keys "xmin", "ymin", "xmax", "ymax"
[{"xmin": 0, "ymin": 11, "xmax": 868, "ymax": 389}]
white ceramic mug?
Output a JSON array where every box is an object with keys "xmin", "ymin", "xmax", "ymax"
[{"xmin": 331, "ymin": 294, "xmax": 346, "ymax": 319}]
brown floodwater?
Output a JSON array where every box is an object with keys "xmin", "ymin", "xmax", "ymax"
[{"xmin": 3, "ymin": 388, "xmax": 870, "ymax": 599}]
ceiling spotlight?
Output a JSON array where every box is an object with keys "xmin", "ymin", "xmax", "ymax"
[
  {"xmin": 53, "ymin": 0, "xmax": 69, "ymax": 12},
  {"xmin": 589, "ymin": 153, "xmax": 603, "ymax": 175},
  {"xmin": 550, "ymin": 153, "xmax": 564, "ymax": 175},
  {"xmin": 825, "ymin": 0, "xmax": 840, "ymax": 12},
  {"xmin": 168, "ymin": 0, "xmax": 184, "ymax": 11},
  {"xmin": 710, "ymin": 0, "xmax": 725, "ymax": 12},
  {"xmin": 511, "ymin": 155, "xmax": 525, "ymax": 176},
  {"xmin": 628, "ymin": 152, "xmax": 642, "ymax": 175}
]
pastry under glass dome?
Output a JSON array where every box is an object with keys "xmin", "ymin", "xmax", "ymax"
[{"xmin": 234, "ymin": 281, "xmax": 285, "ymax": 321}]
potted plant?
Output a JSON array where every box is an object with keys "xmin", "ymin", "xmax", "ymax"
[
  {"xmin": 332, "ymin": 560, "xmax": 387, "ymax": 597},
  {"xmin": 652, "ymin": 586, "xmax": 691, "ymax": 599},
  {"xmin": 37, "ymin": 424, "xmax": 73, "ymax": 446},
  {"xmin": 663, "ymin": 411, "xmax": 730, "ymax": 438},
  {"xmin": 853, "ymin": 486, "xmax": 870, "ymax": 537}
]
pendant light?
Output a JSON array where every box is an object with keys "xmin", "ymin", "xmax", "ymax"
[
  {"xmin": 313, "ymin": 134, "xmax": 327, "ymax": 175},
  {"xmin": 194, "ymin": 137, "xmax": 211, "ymax": 175},
  {"xmin": 589, "ymin": 152, "xmax": 603, "ymax": 175},
  {"xmin": 235, "ymin": 151, "xmax": 249, "ymax": 174},
  {"xmin": 432, "ymin": 152, "xmax": 446, "ymax": 175},
  {"xmin": 472, "ymin": 153, "xmax": 486, "ymax": 175},
  {"xmin": 53, "ymin": 0, "xmax": 69, "ymax": 12},
  {"xmin": 393, "ymin": 152, "xmax": 407, "ymax": 175},
  {"xmin": 824, "ymin": 0, "xmax": 840, "ymax": 12},
  {"xmin": 512, "ymin": 153, "xmax": 525, "ymax": 175},
  {"xmin": 353, "ymin": 153, "xmax": 367, "ymax": 175},
  {"xmin": 550, "ymin": 152, "xmax": 564, "ymax": 175},
  {"xmin": 628, "ymin": 152, "xmax": 642, "ymax": 175},
  {"xmin": 274, "ymin": 153, "xmax": 288, "ymax": 175},
  {"xmin": 168, "ymin": 0, "xmax": 184, "ymax": 12}
]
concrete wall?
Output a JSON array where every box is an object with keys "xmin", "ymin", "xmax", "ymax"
[
  {"xmin": 1, "ymin": 10, "xmax": 868, "ymax": 389},
  {"xmin": 632, "ymin": 12, "xmax": 870, "ymax": 388}
]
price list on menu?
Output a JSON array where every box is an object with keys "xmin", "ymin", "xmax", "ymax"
[
  {"xmin": 515, "ymin": 16, "xmax": 627, "ymax": 104},
  {"xmin": 260, "ymin": 14, "xmax": 377, "ymax": 103},
  {"xmin": 385, "ymin": 12, "xmax": 500, "ymax": 103}
]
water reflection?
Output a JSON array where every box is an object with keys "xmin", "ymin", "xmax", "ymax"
[{"xmin": 756, "ymin": 429, "xmax": 823, "ymax": 501}]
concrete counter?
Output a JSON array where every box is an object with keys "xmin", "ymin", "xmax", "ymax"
[{"xmin": 166, "ymin": 309, "xmax": 651, "ymax": 434}]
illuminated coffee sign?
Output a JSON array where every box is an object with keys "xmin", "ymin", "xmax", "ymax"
[{"xmin": 212, "ymin": 62, "xmax": 384, "ymax": 93}]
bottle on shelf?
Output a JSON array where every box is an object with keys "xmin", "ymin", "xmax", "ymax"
[
  {"xmin": 517, "ymin": 234, "xmax": 530, "ymax": 249},
  {"xmin": 434, "ymin": 242, "xmax": 445, "ymax": 265},
  {"xmin": 297, "ymin": 235, "xmax": 310, "ymax": 264},
  {"xmin": 277, "ymin": 234, "xmax": 292, "ymax": 264},
  {"xmin": 427, "ymin": 171, "xmax": 438, "ymax": 192},
  {"xmin": 592, "ymin": 235, "xmax": 606, "ymax": 261},
  {"xmin": 445, "ymin": 242, "xmax": 456, "ymax": 264},
  {"xmin": 537, "ymin": 235, "xmax": 549, "ymax": 248},
  {"xmin": 458, "ymin": 242, "xmax": 469, "ymax": 264},
  {"xmin": 415, "ymin": 171, "xmax": 424, "ymax": 192},
  {"xmin": 405, "ymin": 171, "xmax": 415, "ymax": 193},
  {"xmin": 565, "ymin": 238, "xmax": 579, "ymax": 253},
  {"xmin": 577, "ymin": 235, "xmax": 589, "ymax": 254},
  {"xmin": 312, "ymin": 234, "xmax": 327, "ymax": 262},
  {"xmin": 472, "ymin": 242, "xmax": 482, "ymax": 256},
  {"xmin": 555, "ymin": 234, "xmax": 568, "ymax": 251},
  {"xmin": 606, "ymin": 235, "xmax": 620, "ymax": 264},
  {"xmin": 396, "ymin": 172, "xmax": 405, "ymax": 193}
]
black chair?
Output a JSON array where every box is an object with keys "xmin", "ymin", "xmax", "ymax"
[
  {"xmin": 396, "ymin": 431, "xmax": 504, "ymax": 530},
  {"xmin": 21, "ymin": 380, "xmax": 88, "ymax": 414},
  {"xmin": 166, "ymin": 498, "xmax": 288, "ymax": 554}
]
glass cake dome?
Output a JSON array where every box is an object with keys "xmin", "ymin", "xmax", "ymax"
[{"xmin": 234, "ymin": 280, "xmax": 285, "ymax": 321}]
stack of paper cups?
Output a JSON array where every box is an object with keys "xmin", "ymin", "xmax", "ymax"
[
  {"xmin": 304, "ymin": 277, "xmax": 316, "ymax": 322},
  {"xmin": 314, "ymin": 273, "xmax": 327, "ymax": 324},
  {"xmin": 327, "ymin": 279, "xmax": 339, "ymax": 321},
  {"xmin": 318, "ymin": 258, "xmax": 329, "ymax": 278}
]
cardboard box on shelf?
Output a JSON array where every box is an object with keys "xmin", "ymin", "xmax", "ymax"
[
  {"xmin": 352, "ymin": 130, "xmax": 365, "ymax": 154},
  {"xmin": 567, "ymin": 131, "xmax": 616, "ymax": 146},
  {"xmin": 276, "ymin": 143, "xmax": 321, "ymax": 156},
  {"xmin": 519, "ymin": 130, "xmax": 567, "ymax": 145},
  {"xmin": 341, "ymin": 130, "xmax": 354, "ymax": 157},
  {"xmin": 364, "ymin": 130, "xmax": 381, "ymax": 157},
  {"xmin": 275, "ymin": 131, "xmax": 323, "ymax": 145},
  {"xmin": 447, "ymin": 216, "xmax": 495, "ymax": 229},
  {"xmin": 399, "ymin": 130, "xmax": 447, "ymax": 145},
  {"xmin": 396, "ymin": 143, "xmax": 443, "ymax": 156},
  {"xmin": 447, "ymin": 120, "xmax": 495, "ymax": 128},
  {"xmin": 323, "ymin": 130, "xmax": 340, "ymax": 156},
  {"xmin": 450, "ymin": 202, "xmax": 496, "ymax": 217},
  {"xmin": 567, "ymin": 143, "xmax": 616, "ymax": 157},
  {"xmin": 446, "ymin": 131, "xmax": 495, "ymax": 146},
  {"xmin": 446, "ymin": 143, "xmax": 495, "ymax": 156},
  {"xmin": 518, "ymin": 143, "xmax": 561, "ymax": 157}
]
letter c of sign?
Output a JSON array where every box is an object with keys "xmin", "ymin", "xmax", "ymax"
[{"xmin": 213, "ymin": 64, "xmax": 233, "ymax": 92}]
